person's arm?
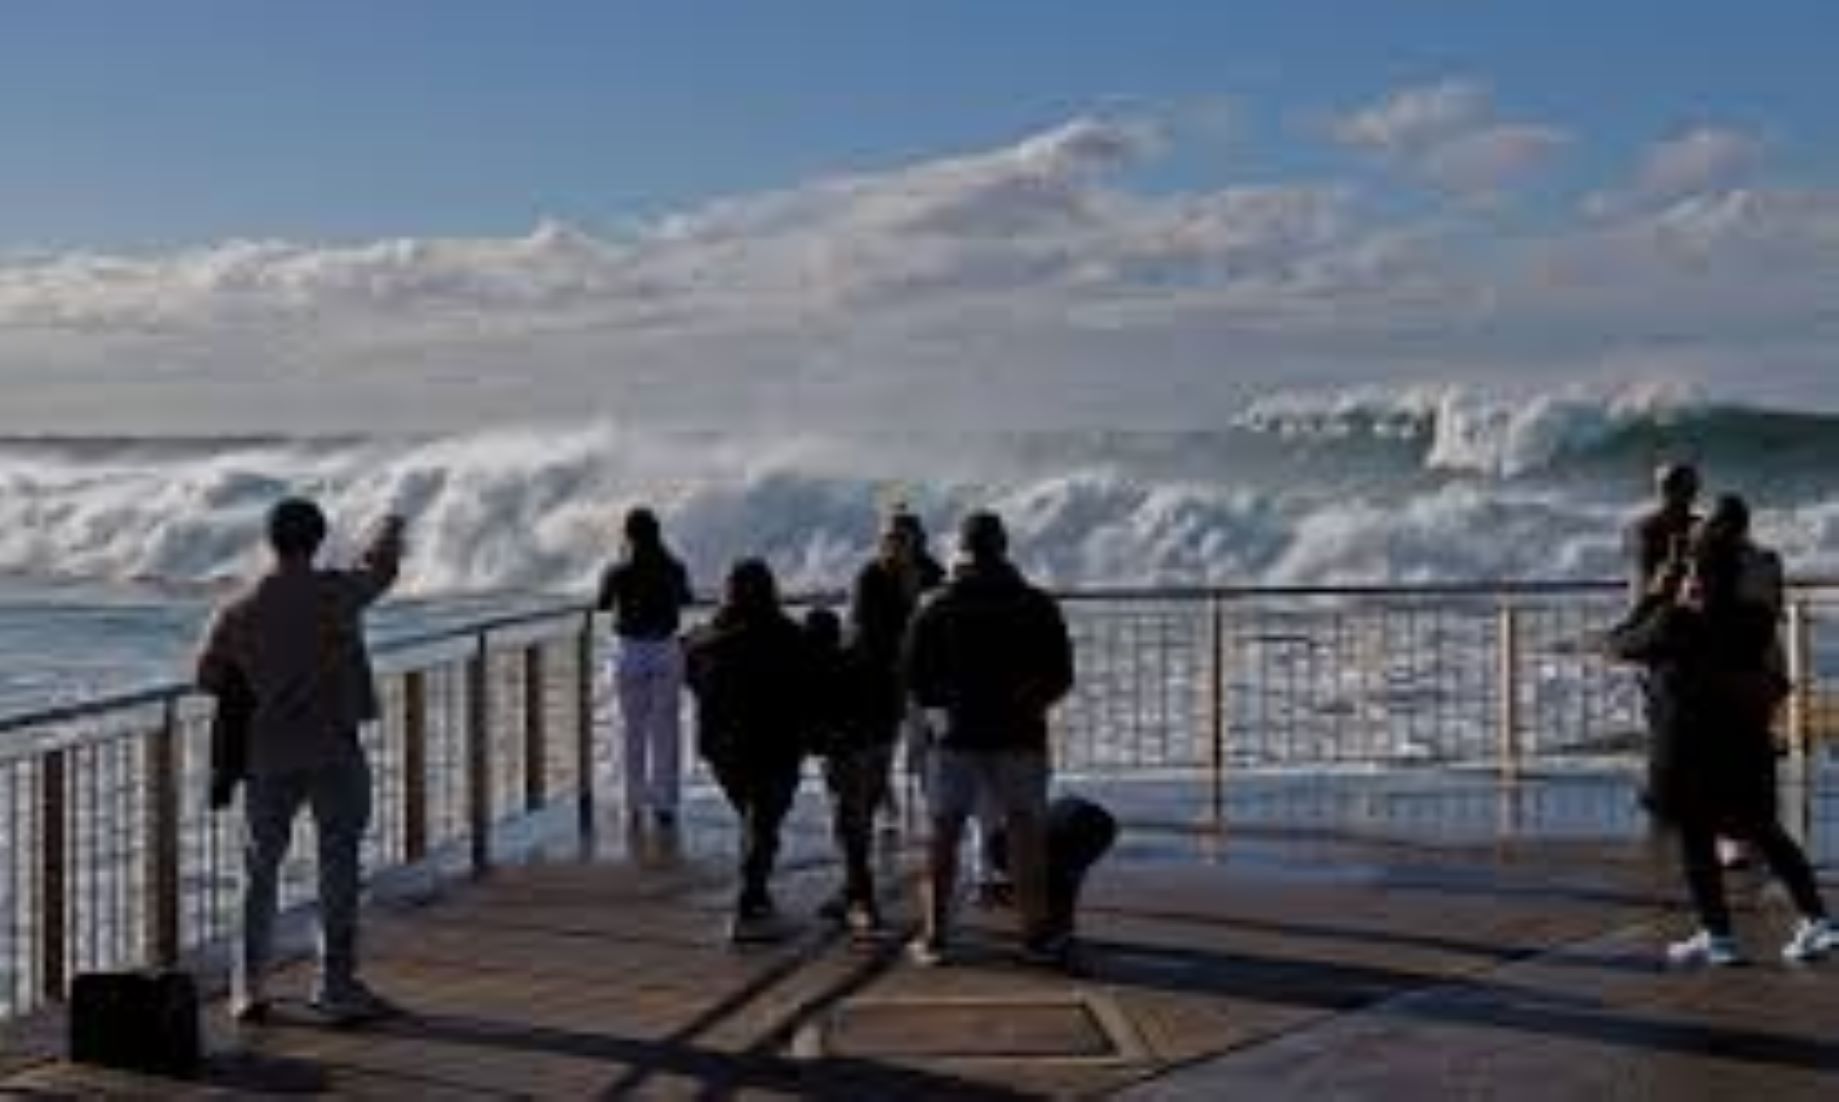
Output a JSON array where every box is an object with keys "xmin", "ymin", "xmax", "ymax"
[
  {"xmin": 345, "ymin": 514, "xmax": 406, "ymax": 608},
  {"xmin": 902, "ymin": 601, "xmax": 943, "ymax": 709},
  {"xmin": 595, "ymin": 563, "xmax": 620, "ymax": 613},
  {"xmin": 194, "ymin": 604, "xmax": 242, "ymax": 696},
  {"xmin": 673, "ymin": 559, "xmax": 694, "ymax": 609},
  {"xmin": 1604, "ymin": 595, "xmax": 1687, "ymax": 665},
  {"xmin": 1021, "ymin": 593, "xmax": 1075, "ymax": 711}
]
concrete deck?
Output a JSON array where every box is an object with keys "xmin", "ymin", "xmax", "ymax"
[{"xmin": 6, "ymin": 781, "xmax": 1839, "ymax": 1099}]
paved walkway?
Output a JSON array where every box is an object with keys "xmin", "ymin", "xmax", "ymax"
[{"xmin": 7, "ymin": 788, "xmax": 1839, "ymax": 1099}]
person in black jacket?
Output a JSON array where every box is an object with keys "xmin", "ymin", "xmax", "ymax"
[
  {"xmin": 596, "ymin": 507, "xmax": 693, "ymax": 828},
  {"xmin": 850, "ymin": 510, "xmax": 946, "ymax": 817},
  {"xmin": 1622, "ymin": 463, "xmax": 1747, "ymax": 870},
  {"xmin": 1609, "ymin": 495, "xmax": 1836, "ymax": 966},
  {"xmin": 904, "ymin": 511, "xmax": 1074, "ymax": 966},
  {"xmin": 804, "ymin": 607, "xmax": 887, "ymax": 933},
  {"xmin": 685, "ymin": 558, "xmax": 812, "ymax": 943}
]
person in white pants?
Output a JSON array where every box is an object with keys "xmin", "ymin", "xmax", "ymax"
[{"xmin": 596, "ymin": 507, "xmax": 693, "ymax": 827}]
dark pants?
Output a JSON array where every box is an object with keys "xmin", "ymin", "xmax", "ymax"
[
  {"xmin": 1680, "ymin": 815, "xmax": 1827, "ymax": 936},
  {"xmin": 709, "ymin": 755, "xmax": 802, "ymax": 911},
  {"xmin": 822, "ymin": 743, "xmax": 893, "ymax": 905}
]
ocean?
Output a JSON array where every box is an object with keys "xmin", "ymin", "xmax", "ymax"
[{"xmin": 5, "ymin": 384, "xmax": 1839, "ymax": 718}]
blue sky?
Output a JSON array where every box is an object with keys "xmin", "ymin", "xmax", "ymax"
[
  {"xmin": 3, "ymin": 0, "xmax": 1835, "ymax": 247},
  {"xmin": 4, "ymin": 1, "xmax": 1839, "ymax": 432}
]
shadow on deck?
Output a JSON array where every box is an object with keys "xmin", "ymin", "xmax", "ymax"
[{"xmin": 7, "ymin": 773, "xmax": 1839, "ymax": 1100}]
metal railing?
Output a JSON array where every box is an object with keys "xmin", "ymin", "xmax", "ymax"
[{"xmin": 1, "ymin": 581, "xmax": 1836, "ymax": 1021}]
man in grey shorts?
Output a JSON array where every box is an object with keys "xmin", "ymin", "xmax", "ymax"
[{"xmin": 904, "ymin": 511, "xmax": 1073, "ymax": 965}]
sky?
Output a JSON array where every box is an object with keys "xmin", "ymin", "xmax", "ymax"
[{"xmin": 2, "ymin": 1, "xmax": 1838, "ymax": 432}]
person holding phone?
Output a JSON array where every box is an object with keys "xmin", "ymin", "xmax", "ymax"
[{"xmin": 197, "ymin": 499, "xmax": 406, "ymax": 1025}]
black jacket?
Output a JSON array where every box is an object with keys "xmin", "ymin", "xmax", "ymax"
[
  {"xmin": 597, "ymin": 551, "xmax": 692, "ymax": 640},
  {"xmin": 806, "ymin": 642, "xmax": 878, "ymax": 757},
  {"xmin": 904, "ymin": 560, "xmax": 1073, "ymax": 754},
  {"xmin": 849, "ymin": 552, "xmax": 944, "ymax": 729},
  {"xmin": 1608, "ymin": 588, "xmax": 1785, "ymax": 825},
  {"xmin": 684, "ymin": 606, "xmax": 813, "ymax": 767}
]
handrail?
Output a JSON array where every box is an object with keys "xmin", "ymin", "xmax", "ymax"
[{"xmin": 7, "ymin": 575, "xmax": 1839, "ymax": 736}]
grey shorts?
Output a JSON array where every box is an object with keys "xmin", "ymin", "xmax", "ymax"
[{"xmin": 927, "ymin": 747, "xmax": 1049, "ymax": 829}]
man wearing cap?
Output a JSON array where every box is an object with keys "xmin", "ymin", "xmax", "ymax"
[
  {"xmin": 196, "ymin": 498, "xmax": 405, "ymax": 1025},
  {"xmin": 903, "ymin": 511, "xmax": 1074, "ymax": 965}
]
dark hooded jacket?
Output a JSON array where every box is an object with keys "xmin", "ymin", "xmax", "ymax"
[
  {"xmin": 849, "ymin": 550, "xmax": 945, "ymax": 733},
  {"xmin": 684, "ymin": 603, "xmax": 814, "ymax": 768},
  {"xmin": 1608, "ymin": 546, "xmax": 1788, "ymax": 826},
  {"xmin": 903, "ymin": 559, "xmax": 1073, "ymax": 754}
]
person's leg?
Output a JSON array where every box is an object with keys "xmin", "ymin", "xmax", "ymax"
[
  {"xmin": 615, "ymin": 647, "xmax": 650, "ymax": 817},
  {"xmin": 706, "ymin": 755, "xmax": 753, "ymax": 904},
  {"xmin": 1679, "ymin": 818, "xmax": 1732, "ymax": 937},
  {"xmin": 916, "ymin": 748, "xmax": 974, "ymax": 958},
  {"xmin": 236, "ymin": 772, "xmax": 308, "ymax": 1013},
  {"xmin": 837, "ymin": 743, "xmax": 891, "ymax": 912},
  {"xmin": 824, "ymin": 750, "xmax": 868, "ymax": 906},
  {"xmin": 648, "ymin": 643, "xmax": 685, "ymax": 818},
  {"xmin": 996, "ymin": 751, "xmax": 1052, "ymax": 948},
  {"xmin": 1748, "ymin": 819, "xmax": 1829, "ymax": 920},
  {"xmin": 743, "ymin": 757, "xmax": 802, "ymax": 908},
  {"xmin": 308, "ymin": 751, "xmax": 374, "ymax": 1001}
]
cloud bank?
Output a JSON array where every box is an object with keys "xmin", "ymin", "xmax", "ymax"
[{"xmin": 2, "ymin": 86, "xmax": 1838, "ymax": 434}]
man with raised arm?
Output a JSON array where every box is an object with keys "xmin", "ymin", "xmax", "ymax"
[{"xmin": 196, "ymin": 497, "xmax": 405, "ymax": 1025}]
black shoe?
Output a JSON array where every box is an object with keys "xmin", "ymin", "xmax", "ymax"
[
  {"xmin": 1020, "ymin": 931, "xmax": 1074, "ymax": 969},
  {"xmin": 817, "ymin": 893, "xmax": 849, "ymax": 923}
]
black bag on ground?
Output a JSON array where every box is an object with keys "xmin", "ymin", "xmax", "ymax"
[
  {"xmin": 1044, "ymin": 795, "xmax": 1118, "ymax": 935},
  {"xmin": 68, "ymin": 969, "xmax": 202, "ymax": 1079}
]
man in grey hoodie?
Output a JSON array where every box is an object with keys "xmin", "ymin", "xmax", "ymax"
[{"xmin": 197, "ymin": 498, "xmax": 404, "ymax": 1025}]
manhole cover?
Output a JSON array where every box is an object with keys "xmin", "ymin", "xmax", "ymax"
[{"xmin": 803, "ymin": 995, "xmax": 1139, "ymax": 1062}]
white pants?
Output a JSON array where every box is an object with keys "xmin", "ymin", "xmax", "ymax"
[{"xmin": 610, "ymin": 638, "xmax": 684, "ymax": 815}]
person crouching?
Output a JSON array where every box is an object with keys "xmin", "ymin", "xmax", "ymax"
[{"xmin": 685, "ymin": 559, "xmax": 812, "ymax": 943}]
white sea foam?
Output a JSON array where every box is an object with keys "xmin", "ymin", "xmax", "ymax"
[{"xmin": 4, "ymin": 383, "xmax": 1837, "ymax": 602}]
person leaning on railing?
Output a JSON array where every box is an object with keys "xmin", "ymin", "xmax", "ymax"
[
  {"xmin": 1607, "ymin": 494, "xmax": 1839, "ymax": 967},
  {"xmin": 595, "ymin": 506, "xmax": 694, "ymax": 830},
  {"xmin": 195, "ymin": 498, "xmax": 406, "ymax": 1026}
]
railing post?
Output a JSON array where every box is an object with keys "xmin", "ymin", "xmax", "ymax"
[
  {"xmin": 524, "ymin": 644, "xmax": 547, "ymax": 813},
  {"xmin": 466, "ymin": 634, "xmax": 492, "ymax": 875},
  {"xmin": 1785, "ymin": 597, "xmax": 1814, "ymax": 762},
  {"xmin": 576, "ymin": 612, "xmax": 596, "ymax": 835},
  {"xmin": 402, "ymin": 669, "xmax": 429, "ymax": 863},
  {"xmin": 1784, "ymin": 597, "xmax": 1815, "ymax": 843},
  {"xmin": 1497, "ymin": 604, "xmax": 1522, "ymax": 785},
  {"xmin": 1207, "ymin": 595, "xmax": 1227, "ymax": 834},
  {"xmin": 141, "ymin": 702, "xmax": 182, "ymax": 967},
  {"xmin": 39, "ymin": 749, "xmax": 67, "ymax": 1003}
]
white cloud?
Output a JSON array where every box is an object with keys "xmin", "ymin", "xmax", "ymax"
[
  {"xmin": 1332, "ymin": 79, "xmax": 1568, "ymax": 198},
  {"xmin": 1586, "ymin": 126, "xmax": 1766, "ymax": 215},
  {"xmin": 1419, "ymin": 125, "xmax": 1570, "ymax": 198},
  {"xmin": 1332, "ymin": 79, "xmax": 1490, "ymax": 153},
  {"xmin": 1, "ymin": 112, "xmax": 1837, "ymax": 433}
]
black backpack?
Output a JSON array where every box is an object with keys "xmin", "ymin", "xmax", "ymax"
[{"xmin": 68, "ymin": 970, "xmax": 202, "ymax": 1079}]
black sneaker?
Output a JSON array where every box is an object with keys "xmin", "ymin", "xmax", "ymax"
[{"xmin": 1020, "ymin": 931, "xmax": 1074, "ymax": 969}]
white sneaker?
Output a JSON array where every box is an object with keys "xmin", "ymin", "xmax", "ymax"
[
  {"xmin": 906, "ymin": 935, "xmax": 948, "ymax": 967},
  {"xmin": 1666, "ymin": 929, "xmax": 1743, "ymax": 968},
  {"xmin": 1782, "ymin": 918, "xmax": 1839, "ymax": 963}
]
